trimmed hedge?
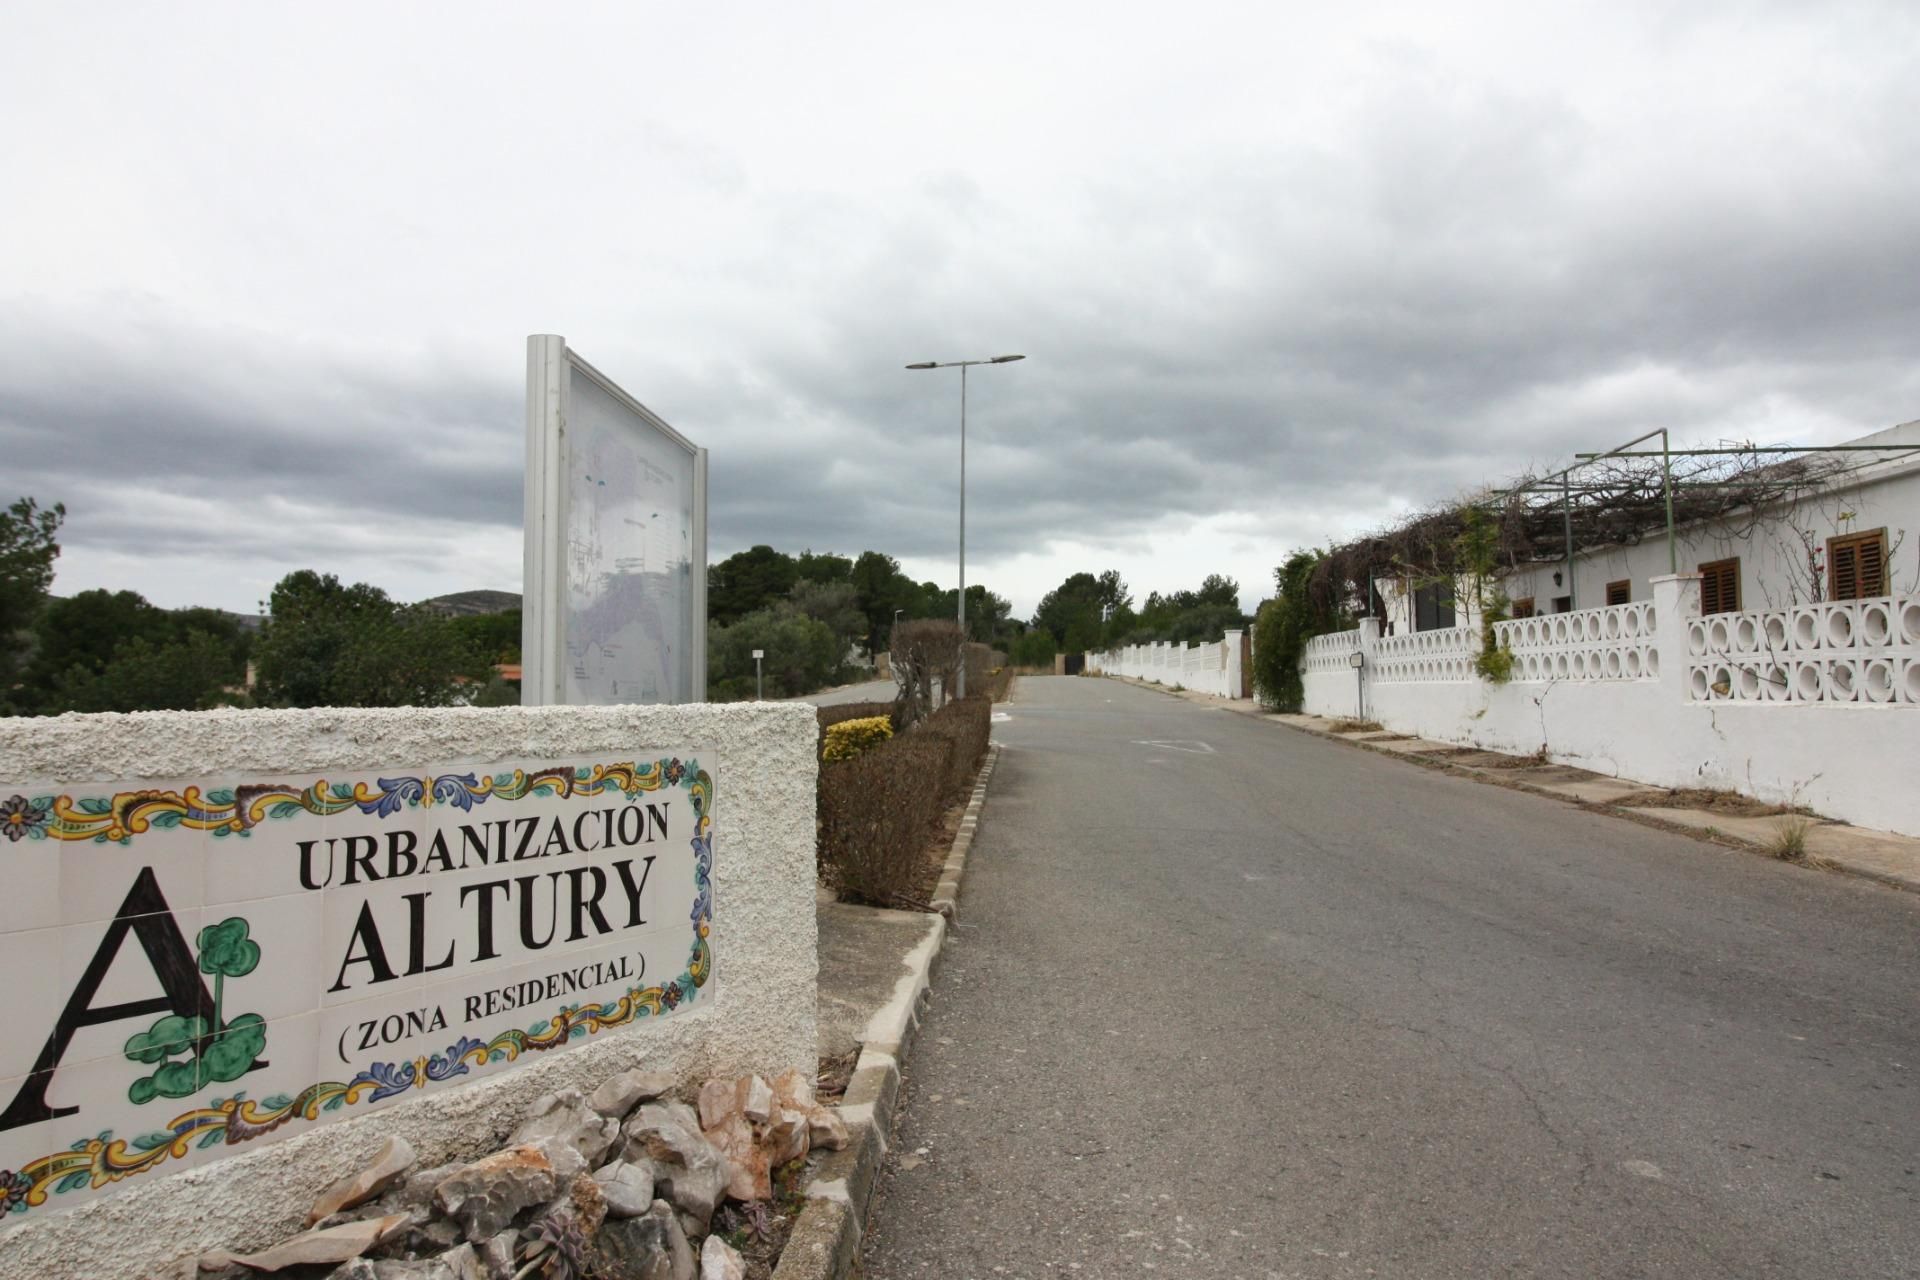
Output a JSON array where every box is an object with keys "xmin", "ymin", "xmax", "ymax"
[
  {"xmin": 919, "ymin": 695, "xmax": 991, "ymax": 802},
  {"xmin": 814, "ymin": 694, "xmax": 992, "ymax": 907}
]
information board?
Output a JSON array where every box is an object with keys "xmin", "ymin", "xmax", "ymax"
[
  {"xmin": 0, "ymin": 752, "xmax": 715, "ymax": 1220},
  {"xmin": 525, "ymin": 335, "xmax": 708, "ymax": 705}
]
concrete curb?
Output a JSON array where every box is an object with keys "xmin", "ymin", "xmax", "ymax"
[{"xmin": 773, "ymin": 741, "xmax": 1002, "ymax": 1280}]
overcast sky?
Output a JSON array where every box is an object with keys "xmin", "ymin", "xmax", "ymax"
[{"xmin": 5, "ymin": 2, "xmax": 1917, "ymax": 618}]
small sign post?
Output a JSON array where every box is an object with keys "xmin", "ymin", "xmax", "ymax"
[{"xmin": 752, "ymin": 649, "xmax": 765, "ymax": 700}]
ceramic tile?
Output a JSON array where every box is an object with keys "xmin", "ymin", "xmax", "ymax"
[
  {"xmin": 0, "ymin": 927, "xmax": 83, "ymax": 1081},
  {"xmin": 0, "ymin": 1069, "xmax": 71, "ymax": 1186},
  {"xmin": 51, "ymin": 909, "xmax": 203, "ymax": 1074},
  {"xmin": 56, "ymin": 776, "xmax": 208, "ymax": 928},
  {"xmin": 199, "ymin": 769, "xmax": 318, "ymax": 906},
  {"xmin": 0, "ymin": 1012, "xmax": 328, "ymax": 1220},
  {"xmin": 198, "ymin": 893, "xmax": 323, "ymax": 1026},
  {"xmin": 0, "ymin": 833, "xmax": 62, "ymax": 935},
  {"xmin": 318, "ymin": 843, "xmax": 594, "ymax": 1009}
]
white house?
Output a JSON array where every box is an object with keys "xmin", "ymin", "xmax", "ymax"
[
  {"xmin": 1295, "ymin": 419, "xmax": 1920, "ymax": 837},
  {"xmin": 1497, "ymin": 419, "xmax": 1918, "ymax": 619}
]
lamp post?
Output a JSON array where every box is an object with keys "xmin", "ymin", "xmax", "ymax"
[
  {"xmin": 905, "ymin": 353, "xmax": 1026, "ymax": 698},
  {"xmin": 752, "ymin": 648, "xmax": 764, "ymax": 700}
]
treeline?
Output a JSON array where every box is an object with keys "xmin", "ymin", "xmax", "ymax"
[
  {"xmin": 705, "ymin": 545, "xmax": 1017, "ymax": 699},
  {"xmin": 1, "ymin": 493, "xmax": 1256, "ymax": 712},
  {"xmin": 1011, "ymin": 570, "xmax": 1249, "ymax": 667},
  {"xmin": 0, "ymin": 499, "xmax": 518, "ymax": 715}
]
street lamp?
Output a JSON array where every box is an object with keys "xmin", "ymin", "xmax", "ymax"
[{"xmin": 905, "ymin": 353, "xmax": 1026, "ymax": 698}]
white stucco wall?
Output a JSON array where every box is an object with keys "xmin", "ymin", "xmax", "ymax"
[
  {"xmin": 1300, "ymin": 580, "xmax": 1920, "ymax": 837},
  {"xmin": 1088, "ymin": 631, "xmax": 1245, "ymax": 697},
  {"xmin": 0, "ymin": 702, "xmax": 817, "ymax": 1279}
]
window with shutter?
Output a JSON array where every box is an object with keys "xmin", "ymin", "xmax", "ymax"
[
  {"xmin": 1827, "ymin": 529, "xmax": 1888, "ymax": 601},
  {"xmin": 1605, "ymin": 580, "xmax": 1630, "ymax": 606},
  {"xmin": 1698, "ymin": 558, "xmax": 1740, "ymax": 615},
  {"xmin": 1510, "ymin": 597, "xmax": 1535, "ymax": 618}
]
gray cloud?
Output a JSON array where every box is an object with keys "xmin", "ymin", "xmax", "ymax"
[{"xmin": 4, "ymin": 3, "xmax": 1918, "ymax": 616}]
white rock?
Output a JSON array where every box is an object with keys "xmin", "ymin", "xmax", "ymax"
[
  {"xmin": 701, "ymin": 1234, "xmax": 748, "ymax": 1280},
  {"xmin": 308, "ymin": 1136, "xmax": 417, "ymax": 1226},
  {"xmin": 589, "ymin": 1069, "xmax": 677, "ymax": 1120},
  {"xmin": 511, "ymin": 1088, "xmax": 621, "ymax": 1167},
  {"xmin": 594, "ymin": 1160, "xmax": 657, "ymax": 1219},
  {"xmin": 741, "ymin": 1075, "xmax": 774, "ymax": 1124}
]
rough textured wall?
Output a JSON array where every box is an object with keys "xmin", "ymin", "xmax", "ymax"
[{"xmin": 0, "ymin": 702, "xmax": 817, "ymax": 1279}]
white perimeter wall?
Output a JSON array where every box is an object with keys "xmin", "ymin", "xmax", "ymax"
[
  {"xmin": 0, "ymin": 703, "xmax": 817, "ymax": 1280},
  {"xmin": 1088, "ymin": 631, "xmax": 1245, "ymax": 698},
  {"xmin": 1300, "ymin": 577, "xmax": 1920, "ymax": 837}
]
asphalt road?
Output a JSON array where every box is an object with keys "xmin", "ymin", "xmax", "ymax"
[
  {"xmin": 864, "ymin": 676, "xmax": 1920, "ymax": 1279},
  {"xmin": 798, "ymin": 678, "xmax": 899, "ymax": 707}
]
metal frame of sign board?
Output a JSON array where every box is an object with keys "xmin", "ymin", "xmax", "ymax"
[{"xmin": 523, "ymin": 334, "xmax": 708, "ymax": 705}]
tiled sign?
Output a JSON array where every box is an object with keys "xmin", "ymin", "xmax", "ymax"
[{"xmin": 0, "ymin": 752, "xmax": 714, "ymax": 1222}]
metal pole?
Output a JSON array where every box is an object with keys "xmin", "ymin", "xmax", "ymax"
[
  {"xmin": 1562, "ymin": 472, "xmax": 1574, "ymax": 610},
  {"xmin": 1661, "ymin": 429, "xmax": 1676, "ymax": 575},
  {"xmin": 957, "ymin": 363, "xmax": 967, "ymax": 699},
  {"xmin": 756, "ymin": 658, "xmax": 762, "ymax": 701}
]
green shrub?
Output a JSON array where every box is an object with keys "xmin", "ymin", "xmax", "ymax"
[
  {"xmin": 1252, "ymin": 551, "xmax": 1344, "ymax": 711},
  {"xmin": 823, "ymin": 715, "xmax": 893, "ymax": 762}
]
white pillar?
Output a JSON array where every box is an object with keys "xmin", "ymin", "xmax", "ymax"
[
  {"xmin": 1223, "ymin": 629, "xmax": 1245, "ymax": 699},
  {"xmin": 1357, "ymin": 617, "xmax": 1381, "ymax": 720},
  {"xmin": 1649, "ymin": 573, "xmax": 1701, "ymax": 701}
]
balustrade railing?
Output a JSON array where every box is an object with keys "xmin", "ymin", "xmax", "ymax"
[
  {"xmin": 1494, "ymin": 601, "xmax": 1659, "ymax": 683},
  {"xmin": 1687, "ymin": 594, "xmax": 1920, "ymax": 704}
]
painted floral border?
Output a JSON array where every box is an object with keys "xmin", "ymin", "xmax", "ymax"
[{"xmin": 0, "ymin": 758, "xmax": 713, "ymax": 1220}]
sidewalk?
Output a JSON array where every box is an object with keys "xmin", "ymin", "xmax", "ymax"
[{"xmin": 1100, "ymin": 674, "xmax": 1920, "ymax": 894}]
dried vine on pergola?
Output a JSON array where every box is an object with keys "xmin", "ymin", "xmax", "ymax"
[{"xmin": 1307, "ymin": 445, "xmax": 1850, "ymax": 611}]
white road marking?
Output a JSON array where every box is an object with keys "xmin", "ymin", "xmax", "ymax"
[{"xmin": 1132, "ymin": 739, "xmax": 1216, "ymax": 753}]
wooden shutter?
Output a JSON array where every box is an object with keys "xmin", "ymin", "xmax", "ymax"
[
  {"xmin": 1510, "ymin": 597, "xmax": 1535, "ymax": 618},
  {"xmin": 1828, "ymin": 529, "xmax": 1887, "ymax": 601},
  {"xmin": 1605, "ymin": 580, "xmax": 1630, "ymax": 606},
  {"xmin": 1698, "ymin": 558, "xmax": 1740, "ymax": 615}
]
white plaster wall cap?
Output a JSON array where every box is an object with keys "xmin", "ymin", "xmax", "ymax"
[{"xmin": 0, "ymin": 702, "xmax": 817, "ymax": 780}]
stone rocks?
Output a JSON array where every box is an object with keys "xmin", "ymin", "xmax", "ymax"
[
  {"xmin": 394, "ymin": 1161, "xmax": 465, "ymax": 1211},
  {"xmin": 701, "ymin": 1235, "xmax": 748, "ymax": 1280},
  {"xmin": 309, "ymin": 1137, "xmax": 419, "ymax": 1226},
  {"xmin": 627, "ymin": 1102, "xmax": 734, "ymax": 1231},
  {"xmin": 510, "ymin": 1088, "xmax": 621, "ymax": 1168},
  {"xmin": 742, "ymin": 1075, "xmax": 775, "ymax": 1124},
  {"xmin": 204, "ymin": 1214, "xmax": 410, "ymax": 1271},
  {"xmin": 477, "ymin": 1231, "xmax": 518, "ymax": 1279},
  {"xmin": 592, "ymin": 1200, "xmax": 695, "ymax": 1280},
  {"xmin": 808, "ymin": 1107, "xmax": 850, "ymax": 1151},
  {"xmin": 589, "ymin": 1069, "xmax": 677, "ymax": 1120},
  {"xmin": 702, "ymin": 1112, "xmax": 771, "ymax": 1203},
  {"xmin": 190, "ymin": 1064, "xmax": 825, "ymax": 1280},
  {"xmin": 593, "ymin": 1160, "xmax": 657, "ymax": 1219},
  {"xmin": 432, "ymin": 1145, "xmax": 564, "ymax": 1243},
  {"xmin": 771, "ymin": 1108, "xmax": 811, "ymax": 1166}
]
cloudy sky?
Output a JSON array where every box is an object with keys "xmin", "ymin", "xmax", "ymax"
[{"xmin": 5, "ymin": 2, "xmax": 1917, "ymax": 618}]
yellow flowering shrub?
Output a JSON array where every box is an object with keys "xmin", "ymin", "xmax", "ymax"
[{"xmin": 822, "ymin": 715, "xmax": 893, "ymax": 762}]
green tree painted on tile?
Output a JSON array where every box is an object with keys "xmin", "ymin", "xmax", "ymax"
[{"xmin": 124, "ymin": 917, "xmax": 267, "ymax": 1103}]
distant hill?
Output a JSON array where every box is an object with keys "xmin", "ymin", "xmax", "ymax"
[{"xmin": 416, "ymin": 589, "xmax": 522, "ymax": 617}]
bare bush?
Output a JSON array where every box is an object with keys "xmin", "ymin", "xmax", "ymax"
[
  {"xmin": 891, "ymin": 619, "xmax": 963, "ymax": 728},
  {"xmin": 818, "ymin": 734, "xmax": 952, "ymax": 906}
]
